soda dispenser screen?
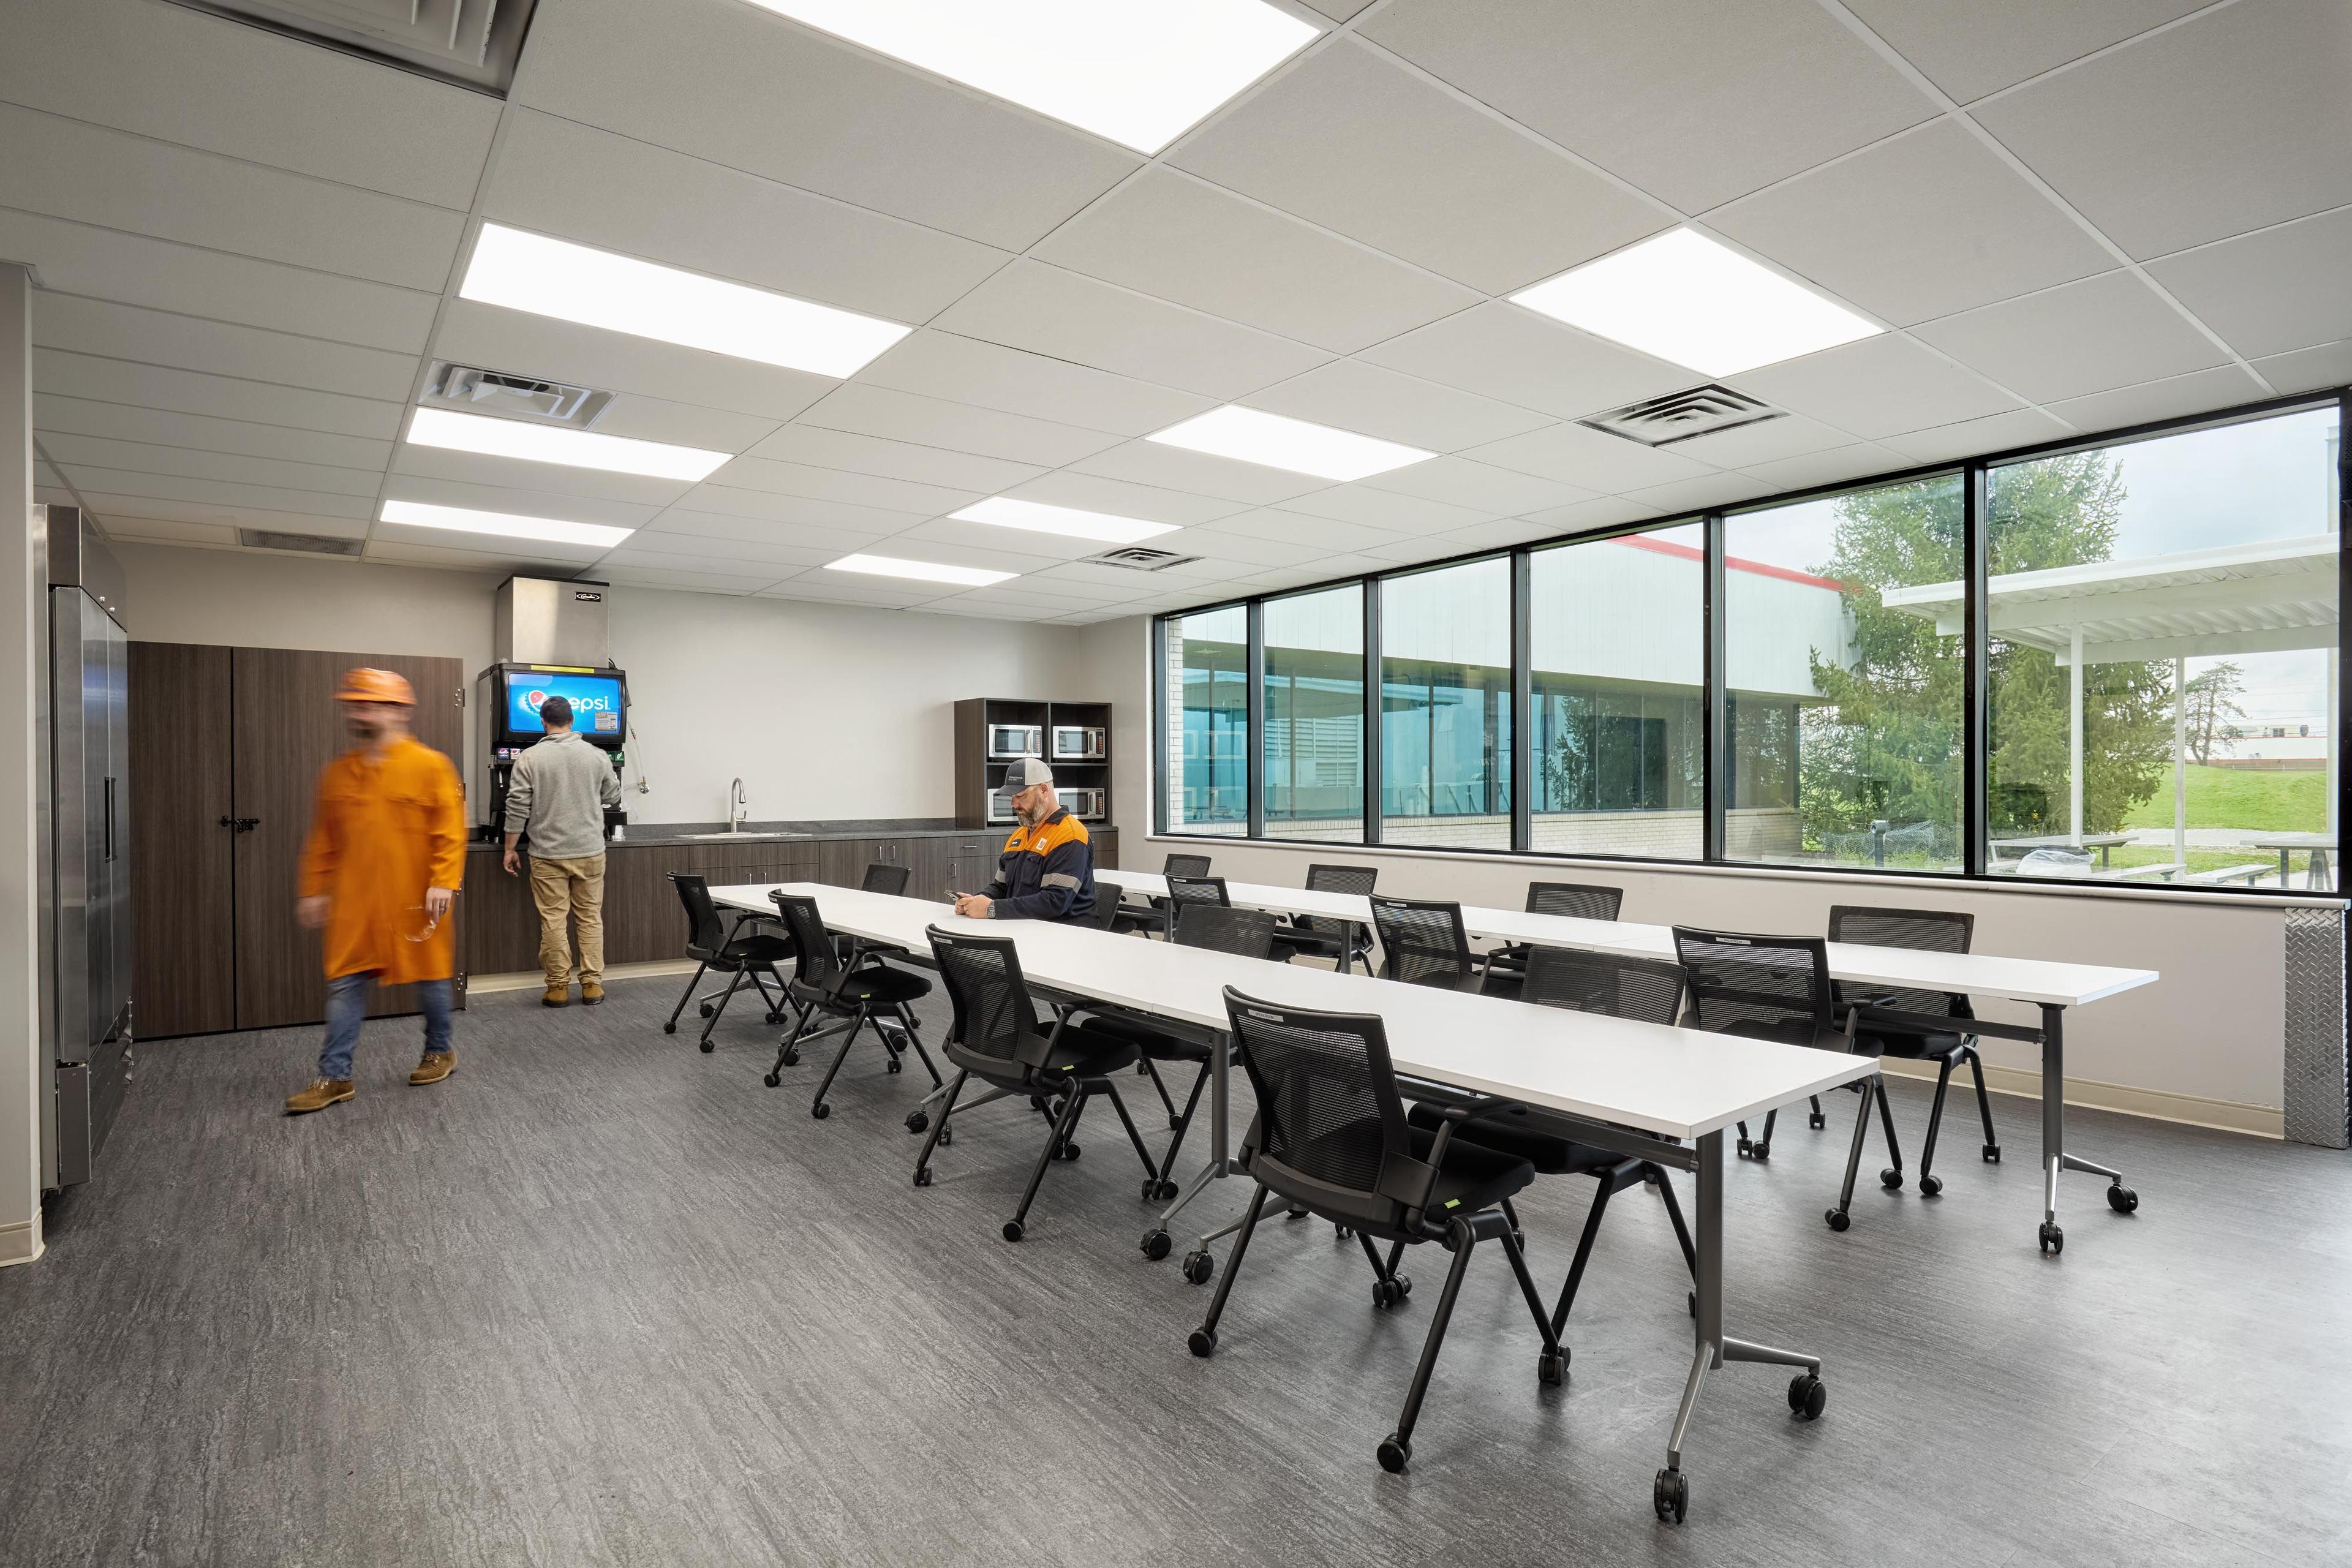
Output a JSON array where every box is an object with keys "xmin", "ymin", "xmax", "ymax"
[{"xmin": 504, "ymin": 670, "xmax": 624, "ymax": 737}]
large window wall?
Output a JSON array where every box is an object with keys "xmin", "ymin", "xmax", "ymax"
[{"xmin": 1152, "ymin": 394, "xmax": 2347, "ymax": 894}]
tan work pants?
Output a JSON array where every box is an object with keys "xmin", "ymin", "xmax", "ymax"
[{"xmin": 529, "ymin": 853, "xmax": 606, "ymax": 987}]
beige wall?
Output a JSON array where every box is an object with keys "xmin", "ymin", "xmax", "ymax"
[{"xmin": 1, "ymin": 268, "xmax": 39, "ymax": 1265}]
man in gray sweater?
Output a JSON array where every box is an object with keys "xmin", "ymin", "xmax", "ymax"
[{"xmin": 502, "ymin": 695, "xmax": 624, "ymax": 1006}]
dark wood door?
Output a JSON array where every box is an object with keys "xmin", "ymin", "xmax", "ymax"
[
  {"xmin": 818, "ymin": 836, "xmax": 907, "ymax": 888},
  {"xmin": 230, "ymin": 649, "xmax": 466, "ymax": 1030},
  {"xmin": 128, "ymin": 643, "xmax": 236, "ymax": 1038}
]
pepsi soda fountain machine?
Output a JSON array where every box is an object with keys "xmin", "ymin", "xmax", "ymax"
[{"xmin": 472, "ymin": 662, "xmax": 630, "ymax": 840}]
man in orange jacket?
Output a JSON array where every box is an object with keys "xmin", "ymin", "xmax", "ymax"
[{"xmin": 284, "ymin": 668, "xmax": 467, "ymax": 1114}]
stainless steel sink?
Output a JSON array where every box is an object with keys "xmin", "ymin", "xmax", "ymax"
[{"xmin": 671, "ymin": 831, "xmax": 812, "ymax": 840}]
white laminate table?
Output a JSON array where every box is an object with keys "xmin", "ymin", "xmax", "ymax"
[
  {"xmin": 1101, "ymin": 868, "xmax": 2159, "ymax": 1254},
  {"xmin": 713, "ymin": 881, "xmax": 1876, "ymax": 1506}
]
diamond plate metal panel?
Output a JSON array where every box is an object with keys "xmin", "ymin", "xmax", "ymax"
[{"xmin": 2283, "ymin": 905, "xmax": 2348, "ymax": 1148}]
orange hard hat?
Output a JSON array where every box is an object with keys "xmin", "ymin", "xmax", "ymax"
[{"xmin": 335, "ymin": 667, "xmax": 415, "ymax": 706}]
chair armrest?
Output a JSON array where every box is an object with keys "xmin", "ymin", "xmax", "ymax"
[{"xmin": 1395, "ymin": 1098, "xmax": 1529, "ymax": 1230}]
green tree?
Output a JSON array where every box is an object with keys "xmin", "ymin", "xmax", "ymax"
[{"xmin": 2181, "ymin": 660, "xmax": 2247, "ymax": 764}]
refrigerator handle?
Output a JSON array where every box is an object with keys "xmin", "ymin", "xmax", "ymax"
[{"xmin": 104, "ymin": 777, "xmax": 115, "ymax": 862}]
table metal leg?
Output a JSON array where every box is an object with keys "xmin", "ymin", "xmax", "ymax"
[
  {"xmin": 2278, "ymin": 848, "xmax": 2293, "ymax": 887},
  {"xmin": 1139, "ymin": 1031, "xmax": 1238, "ymax": 1271},
  {"xmin": 2037, "ymin": 1003, "xmax": 2136, "ymax": 1256}
]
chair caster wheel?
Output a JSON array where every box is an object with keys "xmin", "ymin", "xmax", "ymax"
[
  {"xmin": 1736, "ymin": 1138, "xmax": 1752, "ymax": 1158},
  {"xmin": 1688, "ymin": 1291, "xmax": 1697, "ymax": 1318},
  {"xmin": 1001, "ymin": 1220, "xmax": 1024, "ymax": 1242},
  {"xmin": 1141, "ymin": 1229, "xmax": 1172, "ymax": 1261},
  {"xmin": 1751, "ymin": 1140, "xmax": 1771, "ymax": 1159},
  {"xmin": 1333, "ymin": 1224, "xmax": 1353, "ymax": 1241},
  {"xmin": 698, "ymin": 1003, "xmax": 715, "ymax": 1019},
  {"xmin": 906, "ymin": 1111, "xmax": 928, "ymax": 1134},
  {"xmin": 1825, "ymin": 1208, "xmax": 1851, "ymax": 1232},
  {"xmin": 1167, "ymin": 1116, "xmax": 1184, "ymax": 1131},
  {"xmin": 1141, "ymin": 1178, "xmax": 1178, "ymax": 1202},
  {"xmin": 1880, "ymin": 1167, "xmax": 1903, "ymax": 1189},
  {"xmin": 1787, "ymin": 1373, "xmax": 1826, "ymax": 1420},
  {"xmin": 1181, "ymin": 1251, "xmax": 1214, "ymax": 1285},
  {"xmin": 1376, "ymin": 1436, "xmax": 1410, "ymax": 1474},
  {"xmin": 699, "ymin": 1041, "xmax": 715, "ymax": 1054},
  {"xmin": 763, "ymin": 1071, "xmax": 781, "ymax": 1087},
  {"xmin": 1373, "ymin": 1278, "xmax": 1401, "ymax": 1310},
  {"xmin": 1983, "ymin": 1144, "xmax": 2002, "ymax": 1163},
  {"xmin": 781, "ymin": 1050, "xmax": 800, "ymax": 1067},
  {"xmin": 764, "ymin": 1011, "xmax": 784, "ymax": 1025},
  {"xmin": 1537, "ymin": 1348, "xmax": 1568, "ymax": 1387},
  {"xmin": 1053, "ymin": 1141, "xmax": 1080, "ymax": 1161},
  {"xmin": 663, "ymin": 1023, "xmax": 677, "ymax": 1035},
  {"xmin": 1808, "ymin": 1112, "xmax": 1826, "ymax": 1129},
  {"xmin": 2107, "ymin": 1183, "xmax": 2138, "ymax": 1213},
  {"xmin": 811, "ymin": 1102, "xmax": 831, "ymax": 1120},
  {"xmin": 1188, "ymin": 1328, "xmax": 1216, "ymax": 1358},
  {"xmin": 2039, "ymin": 1221, "xmax": 2063, "ymax": 1254},
  {"xmin": 912, "ymin": 1167, "xmax": 932, "ymax": 1187},
  {"xmin": 937, "ymin": 1126, "xmax": 952, "ymax": 1147},
  {"xmin": 1920, "ymin": 1174, "xmax": 1943, "ymax": 1197},
  {"xmin": 886, "ymin": 1058, "xmax": 902, "ymax": 1075},
  {"xmin": 1653, "ymin": 1466, "xmax": 1687, "ymax": 1523}
]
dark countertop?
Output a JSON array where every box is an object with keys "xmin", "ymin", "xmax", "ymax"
[{"xmin": 462, "ymin": 819, "xmax": 1115, "ymax": 851}]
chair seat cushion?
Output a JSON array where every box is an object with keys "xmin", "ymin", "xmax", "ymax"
[
  {"xmin": 1854, "ymin": 1027, "xmax": 1969, "ymax": 1060},
  {"xmin": 720, "ymin": 933, "xmax": 792, "ymax": 965},
  {"xmin": 1410, "ymin": 1124, "xmax": 1536, "ymax": 1213},
  {"xmin": 947, "ymin": 1017, "xmax": 1140, "ymax": 1083},
  {"xmin": 797, "ymin": 962, "xmax": 930, "ymax": 1008},
  {"xmin": 1079, "ymin": 1012, "xmax": 1209, "ymax": 1062},
  {"xmin": 1405, "ymin": 1102, "xmax": 1616, "ymax": 1175}
]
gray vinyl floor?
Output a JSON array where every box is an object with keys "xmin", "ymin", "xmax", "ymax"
[{"xmin": 5, "ymin": 973, "xmax": 2349, "ymax": 1567}]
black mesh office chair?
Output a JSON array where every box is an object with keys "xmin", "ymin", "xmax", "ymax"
[
  {"xmin": 833, "ymin": 862, "xmax": 914, "ymax": 963},
  {"xmin": 1164, "ymin": 873, "xmax": 1232, "ymax": 924},
  {"xmin": 1673, "ymin": 927, "xmax": 1873, "ymax": 1166},
  {"xmin": 1483, "ymin": 882, "xmax": 1626, "ymax": 995},
  {"xmin": 1192, "ymin": 987, "xmax": 1566, "ymax": 1476},
  {"xmin": 765, "ymin": 891, "xmax": 939, "ymax": 1120},
  {"xmin": 662, "ymin": 873, "xmax": 794, "ymax": 1050},
  {"xmin": 911, "ymin": 927, "xmax": 1161, "ymax": 1242},
  {"xmin": 1267, "ymin": 863, "xmax": 1378, "ymax": 974},
  {"xmin": 1119, "ymin": 853, "xmax": 1215, "ymax": 937},
  {"xmin": 1367, "ymin": 897, "xmax": 1488, "ymax": 993},
  {"xmin": 1828, "ymin": 905, "xmax": 1997, "ymax": 1197},
  {"xmin": 1408, "ymin": 946, "xmax": 1699, "ymax": 1331}
]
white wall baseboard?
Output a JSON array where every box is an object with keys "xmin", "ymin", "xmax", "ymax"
[
  {"xmin": 468, "ymin": 960, "xmax": 701, "ymax": 995},
  {"xmin": 1874, "ymin": 1055, "xmax": 2282, "ymax": 1140},
  {"xmin": 0, "ymin": 1214, "xmax": 42, "ymax": 1267}
]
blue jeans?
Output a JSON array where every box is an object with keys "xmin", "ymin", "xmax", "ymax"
[{"xmin": 318, "ymin": 972, "xmax": 453, "ymax": 1080}]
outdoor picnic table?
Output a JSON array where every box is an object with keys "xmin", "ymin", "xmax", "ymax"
[
  {"xmin": 1991, "ymin": 833, "xmax": 2132, "ymax": 868},
  {"xmin": 2251, "ymin": 834, "xmax": 2335, "ymax": 890}
]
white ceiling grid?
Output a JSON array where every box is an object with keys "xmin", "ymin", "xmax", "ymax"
[{"xmin": 2, "ymin": 0, "xmax": 2344, "ymax": 626}]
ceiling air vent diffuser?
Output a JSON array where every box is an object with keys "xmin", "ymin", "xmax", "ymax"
[
  {"xmin": 239, "ymin": 529, "xmax": 363, "ymax": 557},
  {"xmin": 421, "ymin": 363, "xmax": 614, "ymax": 430},
  {"xmin": 1580, "ymin": 385, "xmax": 1785, "ymax": 448},
  {"xmin": 1085, "ymin": 546, "xmax": 1203, "ymax": 572},
  {"xmin": 164, "ymin": 0, "xmax": 539, "ymax": 95}
]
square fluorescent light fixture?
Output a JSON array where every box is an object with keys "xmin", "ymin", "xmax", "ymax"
[
  {"xmin": 827, "ymin": 552, "xmax": 1018, "ymax": 587},
  {"xmin": 1147, "ymin": 405, "xmax": 1433, "ymax": 482},
  {"xmin": 949, "ymin": 496, "xmax": 1178, "ymax": 545},
  {"xmin": 406, "ymin": 408, "xmax": 729, "ymax": 482},
  {"xmin": 750, "ymin": 0, "xmax": 1317, "ymax": 154},
  {"xmin": 461, "ymin": 224, "xmax": 909, "ymax": 378},
  {"xmin": 379, "ymin": 498, "xmax": 635, "ymax": 549},
  {"xmin": 1511, "ymin": 228, "xmax": 1882, "ymax": 377}
]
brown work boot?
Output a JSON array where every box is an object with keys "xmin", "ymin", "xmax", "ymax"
[
  {"xmin": 580, "ymin": 980, "xmax": 605, "ymax": 1005},
  {"xmin": 285, "ymin": 1078, "xmax": 354, "ymax": 1115},
  {"xmin": 410, "ymin": 1050, "xmax": 456, "ymax": 1085},
  {"xmin": 542, "ymin": 984, "xmax": 570, "ymax": 1008}
]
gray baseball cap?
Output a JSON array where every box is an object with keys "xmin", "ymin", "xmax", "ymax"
[{"xmin": 1001, "ymin": 756, "xmax": 1054, "ymax": 791}]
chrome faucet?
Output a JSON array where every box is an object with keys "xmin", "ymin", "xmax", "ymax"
[{"xmin": 728, "ymin": 777, "xmax": 748, "ymax": 832}]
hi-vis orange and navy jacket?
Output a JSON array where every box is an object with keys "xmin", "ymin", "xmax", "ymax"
[
  {"xmin": 984, "ymin": 807, "xmax": 1095, "ymax": 922},
  {"xmin": 297, "ymin": 736, "xmax": 466, "ymax": 982}
]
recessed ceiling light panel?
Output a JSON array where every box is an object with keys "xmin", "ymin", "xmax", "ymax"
[
  {"xmin": 460, "ymin": 224, "xmax": 910, "ymax": 378},
  {"xmin": 379, "ymin": 498, "xmax": 635, "ymax": 549},
  {"xmin": 1511, "ymin": 228, "xmax": 1883, "ymax": 377},
  {"xmin": 406, "ymin": 408, "xmax": 729, "ymax": 482},
  {"xmin": 949, "ymin": 496, "xmax": 1178, "ymax": 545},
  {"xmin": 749, "ymin": 0, "xmax": 1318, "ymax": 154},
  {"xmin": 1147, "ymin": 405, "xmax": 1434, "ymax": 482},
  {"xmin": 827, "ymin": 552, "xmax": 1019, "ymax": 587}
]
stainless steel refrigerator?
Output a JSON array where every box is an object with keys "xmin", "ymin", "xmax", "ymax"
[{"xmin": 37, "ymin": 505, "xmax": 132, "ymax": 1191}]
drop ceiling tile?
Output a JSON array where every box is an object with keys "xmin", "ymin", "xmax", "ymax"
[
  {"xmin": 37, "ymin": 433, "xmax": 380, "ymax": 497},
  {"xmin": 856, "ymin": 331, "xmax": 1213, "ymax": 437},
  {"xmin": 2044, "ymin": 364, "xmax": 2269, "ymax": 432},
  {"xmin": 667, "ymin": 484, "xmax": 923, "ymax": 534},
  {"xmin": 513, "ymin": 0, "xmax": 1137, "ymax": 251},
  {"xmin": 381, "ymin": 475, "xmax": 661, "ymax": 530},
  {"xmin": 1264, "ymin": 486, "xmax": 1491, "ymax": 532},
  {"xmin": 1513, "ymin": 496, "xmax": 1668, "ymax": 537},
  {"xmin": 31, "ymin": 349, "xmax": 402, "ymax": 440},
  {"xmin": 0, "ymin": 210, "xmax": 437, "ymax": 355},
  {"xmin": 2252, "ymin": 339, "xmax": 2352, "ymax": 396},
  {"xmin": 824, "ymin": 533, "xmax": 1068, "ymax": 578},
  {"xmin": 587, "ymin": 397, "xmax": 779, "ymax": 455},
  {"xmin": 597, "ymin": 545, "xmax": 792, "ymax": 575},
  {"xmin": 929, "ymin": 258, "xmax": 1330, "ymax": 401},
  {"xmin": 919, "ymin": 596, "xmax": 1072, "ymax": 623},
  {"xmin": 1728, "ymin": 333, "xmax": 2022, "ymax": 439},
  {"xmin": 55, "ymin": 464, "xmax": 373, "ymax": 519},
  {"xmin": 1249, "ymin": 554, "xmax": 1392, "ymax": 590},
  {"xmin": 1623, "ymin": 471, "xmax": 1773, "ymax": 514},
  {"xmin": 1062, "ymin": 440, "xmax": 1332, "ymax": 506},
  {"xmin": 754, "ymin": 575, "xmax": 937, "ymax": 608},
  {"xmin": 2143, "ymin": 205, "xmax": 2352, "ymax": 362},
  {"xmin": 0, "ymin": 104, "xmax": 464, "ymax": 292},
  {"xmin": 1363, "ymin": 0, "xmax": 1934, "ymax": 211},
  {"xmin": 1659, "ymin": 414, "xmax": 1853, "ymax": 470},
  {"xmin": 70, "ymin": 491, "xmax": 369, "ymax": 536},
  {"xmin": 1145, "ymin": 527, "xmax": 1333, "ymax": 570},
  {"xmin": 1240, "ymin": 359, "xmax": 1553, "ymax": 451},
  {"xmin": 1302, "ymin": 0, "xmax": 1376, "ymax": 17},
  {"xmin": 592, "ymin": 565, "xmax": 775, "ymax": 595},
  {"xmin": 1460, "ymin": 421, "xmax": 1717, "ymax": 494},
  {"xmin": 1972, "ymin": 0, "xmax": 2352, "ymax": 259},
  {"xmin": 0, "ymin": 0, "xmax": 500, "ymax": 208},
  {"xmin": 1359, "ymin": 303, "xmax": 1695, "ymax": 421},
  {"xmin": 1360, "ymin": 532, "xmax": 1482, "ymax": 567},
  {"xmin": 928, "ymin": 585, "xmax": 1132, "ymax": 614},
  {"xmin": 703, "ymin": 454, "xmax": 980, "ymax": 517},
  {"xmin": 432, "ymin": 300, "xmax": 836, "ymax": 423},
  {"xmin": 982, "ymin": 569, "xmax": 1163, "ymax": 605},
  {"xmin": 481, "ymin": 109, "xmax": 1006, "ymax": 324},
  {"xmin": 611, "ymin": 530, "xmax": 840, "ymax": 570},
  {"xmin": 1706, "ymin": 121, "xmax": 2114, "ymax": 326},
  {"xmin": 33, "ymin": 395, "xmax": 394, "ymax": 469},
  {"xmin": 1875, "ymin": 406, "xmax": 2074, "ymax": 464},
  {"xmin": 1001, "ymin": 472, "xmax": 1248, "ymax": 527},
  {"xmin": 1433, "ymin": 516, "xmax": 1586, "ymax": 554},
  {"xmin": 374, "ymin": 518, "xmax": 611, "ymax": 565},
  {"xmin": 745, "ymin": 426, "xmax": 1046, "ymax": 493},
  {"xmin": 793, "ymin": 385, "xmax": 1125, "ymax": 467},
  {"xmin": 94, "ymin": 516, "xmax": 241, "ymax": 549},
  {"xmin": 1200, "ymin": 509, "xmax": 1408, "ymax": 552},
  {"xmin": 1737, "ymin": 443, "xmax": 1912, "ymax": 494},
  {"xmin": 1910, "ymin": 271, "xmax": 2227, "ymax": 402},
  {"xmin": 1359, "ymin": 455, "xmax": 1597, "ymax": 514},
  {"xmin": 33, "ymin": 293, "xmax": 419, "ymax": 402},
  {"xmin": 1842, "ymin": 0, "xmax": 2212, "ymax": 103},
  {"xmin": 364, "ymin": 540, "xmax": 570, "ymax": 575},
  {"xmin": 1171, "ymin": 36, "xmax": 1668, "ymax": 294},
  {"xmin": 1031, "ymin": 167, "xmax": 1479, "ymax": 354},
  {"xmin": 388, "ymin": 445, "xmax": 695, "ymax": 510},
  {"xmin": 653, "ymin": 508, "xmax": 891, "ymax": 555}
]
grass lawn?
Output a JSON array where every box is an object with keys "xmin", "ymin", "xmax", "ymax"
[{"xmin": 2119, "ymin": 763, "xmax": 2328, "ymax": 833}]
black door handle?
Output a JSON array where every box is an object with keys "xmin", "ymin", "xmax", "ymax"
[{"xmin": 218, "ymin": 815, "xmax": 260, "ymax": 832}]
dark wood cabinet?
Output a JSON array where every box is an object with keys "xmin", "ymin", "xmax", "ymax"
[
  {"xmin": 128, "ymin": 643, "xmax": 235, "ymax": 1038},
  {"xmin": 820, "ymin": 835, "xmax": 909, "ymax": 887},
  {"xmin": 952, "ymin": 696, "xmax": 1113, "ymax": 832}
]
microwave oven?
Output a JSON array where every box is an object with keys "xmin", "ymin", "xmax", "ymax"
[
  {"xmin": 1050, "ymin": 725, "xmax": 1108, "ymax": 760},
  {"xmin": 989, "ymin": 785, "xmax": 1106, "ymax": 823},
  {"xmin": 987, "ymin": 722, "xmax": 1042, "ymax": 759}
]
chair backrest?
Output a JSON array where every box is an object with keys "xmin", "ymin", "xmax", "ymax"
[
  {"xmin": 1526, "ymin": 881, "xmax": 1624, "ymax": 922},
  {"xmin": 1166, "ymin": 874, "xmax": 1231, "ymax": 913},
  {"xmin": 1671, "ymin": 926, "xmax": 1835, "ymax": 1044},
  {"xmin": 1221, "ymin": 987, "xmax": 1412, "ymax": 1223},
  {"xmin": 1826, "ymin": 905, "xmax": 1972, "ymax": 1019},
  {"xmin": 927, "ymin": 926, "xmax": 1042, "ymax": 1070},
  {"xmin": 1163, "ymin": 852, "xmax": 1212, "ymax": 878},
  {"xmin": 1297, "ymin": 862, "xmax": 1376, "ymax": 937},
  {"xmin": 861, "ymin": 861, "xmax": 911, "ymax": 897},
  {"xmin": 769, "ymin": 891, "xmax": 844, "ymax": 990},
  {"xmin": 1074, "ymin": 888, "xmax": 1125, "ymax": 929},
  {"xmin": 1367, "ymin": 896, "xmax": 1472, "ymax": 986},
  {"xmin": 1520, "ymin": 946, "xmax": 1686, "ymax": 1025},
  {"xmin": 1173, "ymin": 903, "xmax": 1278, "ymax": 959},
  {"xmin": 669, "ymin": 872, "xmax": 728, "ymax": 954}
]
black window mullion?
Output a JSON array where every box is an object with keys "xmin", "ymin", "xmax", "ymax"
[
  {"xmin": 1245, "ymin": 598, "xmax": 1265, "ymax": 840},
  {"xmin": 1964, "ymin": 461, "xmax": 1989, "ymax": 877},
  {"xmin": 1512, "ymin": 547, "xmax": 1532, "ymax": 854},
  {"xmin": 1362, "ymin": 584, "xmax": 1382, "ymax": 846},
  {"xmin": 1702, "ymin": 512, "xmax": 1727, "ymax": 862},
  {"xmin": 1150, "ymin": 614, "xmax": 1168, "ymax": 835}
]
